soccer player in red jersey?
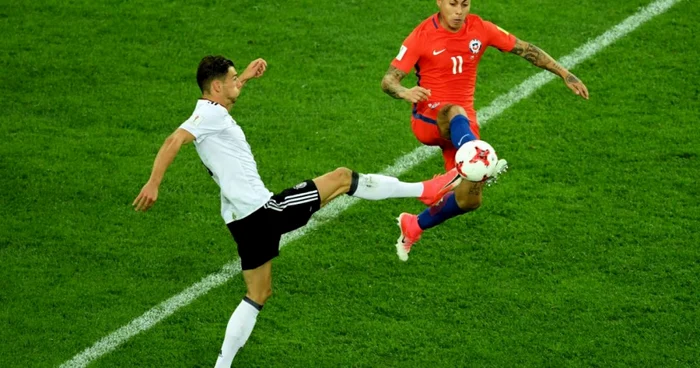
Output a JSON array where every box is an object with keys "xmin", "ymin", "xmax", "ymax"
[{"xmin": 381, "ymin": 0, "xmax": 589, "ymax": 260}]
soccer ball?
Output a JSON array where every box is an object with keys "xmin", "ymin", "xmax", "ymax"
[{"xmin": 454, "ymin": 140, "xmax": 498, "ymax": 182}]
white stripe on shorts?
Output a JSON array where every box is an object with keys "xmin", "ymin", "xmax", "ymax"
[
  {"xmin": 264, "ymin": 191, "xmax": 318, "ymax": 211},
  {"xmin": 284, "ymin": 191, "xmax": 319, "ymax": 200}
]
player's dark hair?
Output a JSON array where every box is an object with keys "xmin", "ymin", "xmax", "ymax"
[{"xmin": 196, "ymin": 55, "xmax": 235, "ymax": 93}]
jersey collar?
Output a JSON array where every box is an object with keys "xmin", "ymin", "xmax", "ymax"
[{"xmin": 198, "ymin": 98, "xmax": 229, "ymax": 113}]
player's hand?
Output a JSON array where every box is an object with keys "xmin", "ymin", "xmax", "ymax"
[
  {"xmin": 241, "ymin": 58, "xmax": 267, "ymax": 82},
  {"xmin": 564, "ymin": 72, "xmax": 589, "ymax": 100},
  {"xmin": 133, "ymin": 181, "xmax": 159, "ymax": 212},
  {"xmin": 400, "ymin": 86, "xmax": 431, "ymax": 103}
]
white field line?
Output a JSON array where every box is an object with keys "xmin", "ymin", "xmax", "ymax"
[{"xmin": 59, "ymin": 0, "xmax": 682, "ymax": 366}]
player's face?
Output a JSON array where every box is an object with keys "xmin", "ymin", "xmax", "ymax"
[
  {"xmin": 437, "ymin": 0, "xmax": 470, "ymax": 31},
  {"xmin": 221, "ymin": 66, "xmax": 243, "ymax": 103}
]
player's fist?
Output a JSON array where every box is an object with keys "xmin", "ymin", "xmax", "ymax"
[
  {"xmin": 133, "ymin": 181, "xmax": 159, "ymax": 212},
  {"xmin": 564, "ymin": 72, "xmax": 589, "ymax": 100},
  {"xmin": 400, "ymin": 86, "xmax": 431, "ymax": 103},
  {"xmin": 241, "ymin": 58, "xmax": 267, "ymax": 81}
]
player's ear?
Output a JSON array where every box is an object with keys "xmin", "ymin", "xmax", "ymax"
[{"xmin": 211, "ymin": 79, "xmax": 222, "ymax": 93}]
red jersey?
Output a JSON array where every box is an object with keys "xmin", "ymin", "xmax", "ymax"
[{"xmin": 391, "ymin": 13, "xmax": 516, "ymax": 115}]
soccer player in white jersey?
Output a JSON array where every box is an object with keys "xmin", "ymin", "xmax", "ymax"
[{"xmin": 132, "ymin": 55, "xmax": 460, "ymax": 366}]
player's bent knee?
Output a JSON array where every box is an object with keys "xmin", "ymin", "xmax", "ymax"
[
  {"xmin": 445, "ymin": 105, "xmax": 467, "ymax": 121},
  {"xmin": 332, "ymin": 167, "xmax": 353, "ymax": 189},
  {"xmin": 439, "ymin": 104, "xmax": 466, "ymax": 122},
  {"xmin": 334, "ymin": 167, "xmax": 352, "ymax": 179},
  {"xmin": 437, "ymin": 104, "xmax": 468, "ymax": 138}
]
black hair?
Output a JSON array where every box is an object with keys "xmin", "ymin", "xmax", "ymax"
[{"xmin": 196, "ymin": 55, "xmax": 235, "ymax": 92}]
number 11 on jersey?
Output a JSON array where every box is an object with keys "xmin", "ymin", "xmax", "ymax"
[{"xmin": 451, "ymin": 56, "xmax": 463, "ymax": 74}]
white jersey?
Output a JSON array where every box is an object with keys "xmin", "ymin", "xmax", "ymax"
[{"xmin": 179, "ymin": 99, "xmax": 273, "ymax": 223}]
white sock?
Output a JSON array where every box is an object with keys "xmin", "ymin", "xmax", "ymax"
[
  {"xmin": 349, "ymin": 173, "xmax": 423, "ymax": 200},
  {"xmin": 214, "ymin": 297, "xmax": 261, "ymax": 368}
]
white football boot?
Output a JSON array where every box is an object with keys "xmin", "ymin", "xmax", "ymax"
[{"xmin": 485, "ymin": 159, "xmax": 508, "ymax": 186}]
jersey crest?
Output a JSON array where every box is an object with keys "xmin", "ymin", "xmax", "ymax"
[{"xmin": 469, "ymin": 39, "xmax": 482, "ymax": 54}]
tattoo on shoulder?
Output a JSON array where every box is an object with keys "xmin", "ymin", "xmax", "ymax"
[
  {"xmin": 385, "ymin": 66, "xmax": 407, "ymax": 80},
  {"xmin": 511, "ymin": 40, "xmax": 544, "ymax": 64},
  {"xmin": 510, "ymin": 40, "xmax": 527, "ymax": 55}
]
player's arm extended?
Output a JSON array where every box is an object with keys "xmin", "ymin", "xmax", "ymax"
[
  {"xmin": 381, "ymin": 66, "xmax": 431, "ymax": 103},
  {"xmin": 238, "ymin": 58, "xmax": 267, "ymax": 89},
  {"xmin": 510, "ymin": 39, "xmax": 589, "ymax": 99},
  {"xmin": 133, "ymin": 128, "xmax": 195, "ymax": 211}
]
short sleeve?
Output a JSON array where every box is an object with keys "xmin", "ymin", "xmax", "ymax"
[
  {"xmin": 179, "ymin": 113, "xmax": 225, "ymax": 142},
  {"xmin": 390, "ymin": 29, "xmax": 423, "ymax": 73},
  {"xmin": 484, "ymin": 21, "xmax": 517, "ymax": 52}
]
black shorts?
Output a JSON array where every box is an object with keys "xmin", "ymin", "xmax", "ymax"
[{"xmin": 227, "ymin": 180, "xmax": 321, "ymax": 270}]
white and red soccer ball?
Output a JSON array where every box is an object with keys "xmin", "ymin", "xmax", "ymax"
[{"xmin": 454, "ymin": 140, "xmax": 498, "ymax": 182}]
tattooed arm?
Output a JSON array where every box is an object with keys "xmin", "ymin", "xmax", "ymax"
[
  {"xmin": 510, "ymin": 38, "xmax": 589, "ymax": 99},
  {"xmin": 381, "ymin": 66, "xmax": 431, "ymax": 103}
]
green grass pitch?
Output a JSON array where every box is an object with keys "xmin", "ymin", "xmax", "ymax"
[{"xmin": 1, "ymin": 0, "xmax": 698, "ymax": 366}]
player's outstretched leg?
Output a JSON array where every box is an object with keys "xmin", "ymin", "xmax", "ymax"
[
  {"xmin": 214, "ymin": 261, "xmax": 272, "ymax": 368},
  {"xmin": 418, "ymin": 168, "xmax": 462, "ymax": 206},
  {"xmin": 310, "ymin": 167, "xmax": 460, "ymax": 207},
  {"xmin": 437, "ymin": 104, "xmax": 478, "ymax": 150},
  {"xmin": 393, "ymin": 104, "xmax": 509, "ymax": 261},
  {"xmin": 395, "ymin": 180, "xmax": 483, "ymax": 261}
]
